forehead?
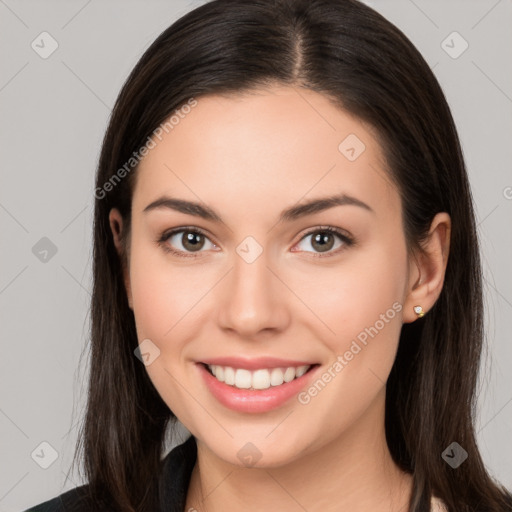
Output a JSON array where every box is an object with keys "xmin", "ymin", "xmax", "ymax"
[{"xmin": 133, "ymin": 85, "xmax": 399, "ymax": 223}]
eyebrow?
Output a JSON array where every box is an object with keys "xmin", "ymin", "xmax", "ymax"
[{"xmin": 143, "ymin": 193, "xmax": 374, "ymax": 223}]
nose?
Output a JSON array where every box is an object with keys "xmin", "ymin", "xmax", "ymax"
[{"xmin": 216, "ymin": 248, "xmax": 291, "ymax": 339}]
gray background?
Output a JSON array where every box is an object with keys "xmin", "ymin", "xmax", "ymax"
[{"xmin": 1, "ymin": 0, "xmax": 511, "ymax": 510}]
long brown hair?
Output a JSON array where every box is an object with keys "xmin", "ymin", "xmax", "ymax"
[{"xmin": 71, "ymin": 0, "xmax": 512, "ymax": 510}]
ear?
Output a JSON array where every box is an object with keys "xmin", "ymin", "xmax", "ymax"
[
  {"xmin": 109, "ymin": 208, "xmax": 133, "ymax": 310},
  {"xmin": 402, "ymin": 212, "xmax": 451, "ymax": 323}
]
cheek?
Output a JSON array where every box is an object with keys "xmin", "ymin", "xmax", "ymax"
[
  {"xmin": 292, "ymin": 244, "xmax": 408, "ymax": 397},
  {"xmin": 129, "ymin": 259, "xmax": 174, "ymax": 341},
  {"xmin": 292, "ymin": 249, "xmax": 406, "ymax": 430},
  {"xmin": 302, "ymin": 247, "xmax": 405, "ymax": 336},
  {"xmin": 127, "ymin": 242, "xmax": 206, "ymax": 422},
  {"xmin": 128, "ymin": 237, "xmax": 206, "ymax": 341}
]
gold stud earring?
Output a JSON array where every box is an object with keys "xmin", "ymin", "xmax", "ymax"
[{"xmin": 413, "ymin": 305, "xmax": 425, "ymax": 318}]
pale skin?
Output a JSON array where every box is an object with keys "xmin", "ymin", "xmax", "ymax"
[{"xmin": 109, "ymin": 85, "xmax": 451, "ymax": 512}]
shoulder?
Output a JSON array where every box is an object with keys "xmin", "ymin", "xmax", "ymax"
[
  {"xmin": 159, "ymin": 434, "xmax": 197, "ymax": 509},
  {"xmin": 431, "ymin": 495, "xmax": 448, "ymax": 511},
  {"xmin": 23, "ymin": 484, "xmax": 95, "ymax": 512},
  {"xmin": 24, "ymin": 436, "xmax": 197, "ymax": 512}
]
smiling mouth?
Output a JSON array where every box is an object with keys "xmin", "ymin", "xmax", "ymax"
[{"xmin": 201, "ymin": 362, "xmax": 318, "ymax": 390}]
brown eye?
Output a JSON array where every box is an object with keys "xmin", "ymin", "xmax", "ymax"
[
  {"xmin": 310, "ymin": 232, "xmax": 336, "ymax": 253},
  {"xmin": 181, "ymin": 231, "xmax": 206, "ymax": 252},
  {"xmin": 294, "ymin": 227, "xmax": 353, "ymax": 256},
  {"xmin": 161, "ymin": 228, "xmax": 217, "ymax": 256}
]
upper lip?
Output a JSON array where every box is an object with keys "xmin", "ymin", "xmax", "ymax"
[{"xmin": 199, "ymin": 357, "xmax": 316, "ymax": 370}]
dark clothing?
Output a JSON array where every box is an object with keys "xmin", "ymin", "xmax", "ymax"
[{"xmin": 24, "ymin": 435, "xmax": 197, "ymax": 512}]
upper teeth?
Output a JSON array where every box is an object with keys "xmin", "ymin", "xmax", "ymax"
[{"xmin": 207, "ymin": 364, "xmax": 311, "ymax": 390}]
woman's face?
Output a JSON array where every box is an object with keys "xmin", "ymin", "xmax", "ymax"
[{"xmin": 113, "ymin": 86, "xmax": 421, "ymax": 467}]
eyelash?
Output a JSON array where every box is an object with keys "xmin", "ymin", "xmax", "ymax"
[{"xmin": 157, "ymin": 225, "xmax": 355, "ymax": 259}]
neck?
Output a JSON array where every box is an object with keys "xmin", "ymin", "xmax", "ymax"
[{"xmin": 185, "ymin": 389, "xmax": 413, "ymax": 512}]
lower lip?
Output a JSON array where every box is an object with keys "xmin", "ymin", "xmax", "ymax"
[{"xmin": 197, "ymin": 363, "xmax": 320, "ymax": 413}]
